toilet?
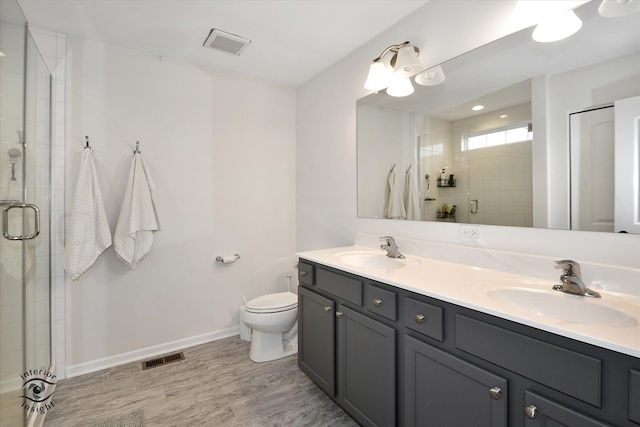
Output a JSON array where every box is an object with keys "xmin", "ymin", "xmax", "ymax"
[{"xmin": 242, "ymin": 291, "xmax": 298, "ymax": 362}]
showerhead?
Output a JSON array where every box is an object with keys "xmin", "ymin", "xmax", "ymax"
[{"xmin": 9, "ymin": 148, "xmax": 20, "ymax": 161}]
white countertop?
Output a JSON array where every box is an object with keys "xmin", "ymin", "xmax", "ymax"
[{"xmin": 297, "ymin": 245, "xmax": 640, "ymax": 358}]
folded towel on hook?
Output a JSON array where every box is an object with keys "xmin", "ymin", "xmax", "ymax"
[
  {"xmin": 64, "ymin": 148, "xmax": 112, "ymax": 280},
  {"xmin": 114, "ymin": 152, "xmax": 160, "ymax": 269},
  {"xmin": 384, "ymin": 167, "xmax": 406, "ymax": 220},
  {"xmin": 404, "ymin": 166, "xmax": 421, "ymax": 220}
]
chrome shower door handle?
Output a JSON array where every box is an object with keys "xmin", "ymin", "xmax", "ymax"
[
  {"xmin": 2, "ymin": 203, "xmax": 40, "ymax": 240},
  {"xmin": 470, "ymin": 199, "xmax": 479, "ymax": 214}
]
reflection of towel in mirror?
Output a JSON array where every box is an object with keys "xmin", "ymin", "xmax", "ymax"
[
  {"xmin": 114, "ymin": 152, "xmax": 160, "ymax": 269},
  {"xmin": 64, "ymin": 148, "xmax": 112, "ymax": 280},
  {"xmin": 384, "ymin": 169, "xmax": 406, "ymax": 219},
  {"xmin": 404, "ymin": 168, "xmax": 421, "ymax": 220}
]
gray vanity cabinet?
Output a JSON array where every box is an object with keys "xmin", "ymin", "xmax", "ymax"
[
  {"xmin": 337, "ymin": 304, "xmax": 396, "ymax": 427},
  {"xmin": 297, "ymin": 259, "xmax": 640, "ymax": 427},
  {"xmin": 298, "ymin": 267, "xmax": 397, "ymax": 427},
  {"xmin": 522, "ymin": 391, "xmax": 611, "ymax": 427},
  {"xmin": 299, "ymin": 286, "xmax": 336, "ymax": 397},
  {"xmin": 404, "ymin": 336, "xmax": 507, "ymax": 427}
]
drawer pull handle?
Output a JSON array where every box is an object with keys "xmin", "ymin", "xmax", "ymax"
[
  {"xmin": 323, "ymin": 306, "xmax": 332, "ymax": 313},
  {"xmin": 524, "ymin": 405, "xmax": 538, "ymax": 419},
  {"xmin": 336, "ymin": 311, "xmax": 343, "ymax": 318},
  {"xmin": 415, "ymin": 314, "xmax": 425, "ymax": 324},
  {"xmin": 300, "ymin": 271, "xmax": 307, "ymax": 276},
  {"xmin": 373, "ymin": 298, "xmax": 383, "ymax": 307},
  {"xmin": 489, "ymin": 387, "xmax": 502, "ymax": 400}
]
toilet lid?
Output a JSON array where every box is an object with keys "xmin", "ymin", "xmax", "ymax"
[{"xmin": 245, "ymin": 292, "xmax": 298, "ymax": 313}]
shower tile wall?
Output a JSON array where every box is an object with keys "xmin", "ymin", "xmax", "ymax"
[{"xmin": 29, "ymin": 28, "xmax": 66, "ymax": 378}]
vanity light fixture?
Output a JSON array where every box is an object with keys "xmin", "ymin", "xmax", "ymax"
[
  {"xmin": 415, "ymin": 64, "xmax": 446, "ymax": 86},
  {"xmin": 364, "ymin": 41, "xmax": 423, "ymax": 96},
  {"xmin": 598, "ymin": 0, "xmax": 640, "ymax": 17},
  {"xmin": 532, "ymin": 9, "xmax": 582, "ymax": 42}
]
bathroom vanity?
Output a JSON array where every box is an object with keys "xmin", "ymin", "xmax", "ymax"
[{"xmin": 296, "ymin": 241, "xmax": 640, "ymax": 427}]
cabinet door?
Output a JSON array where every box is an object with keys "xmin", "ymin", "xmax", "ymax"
[
  {"xmin": 298, "ymin": 287, "xmax": 336, "ymax": 397},
  {"xmin": 405, "ymin": 336, "xmax": 507, "ymax": 427},
  {"xmin": 523, "ymin": 391, "xmax": 612, "ymax": 427},
  {"xmin": 337, "ymin": 304, "xmax": 396, "ymax": 427}
]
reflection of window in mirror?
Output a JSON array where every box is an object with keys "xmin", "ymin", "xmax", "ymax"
[{"xmin": 463, "ymin": 123, "xmax": 533, "ymax": 151}]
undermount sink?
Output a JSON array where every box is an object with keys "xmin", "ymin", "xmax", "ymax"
[
  {"xmin": 334, "ymin": 251, "xmax": 419, "ymax": 270},
  {"xmin": 487, "ymin": 287, "xmax": 639, "ymax": 328}
]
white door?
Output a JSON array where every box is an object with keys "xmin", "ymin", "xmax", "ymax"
[
  {"xmin": 570, "ymin": 106, "xmax": 615, "ymax": 232},
  {"xmin": 614, "ymin": 96, "xmax": 640, "ymax": 234}
]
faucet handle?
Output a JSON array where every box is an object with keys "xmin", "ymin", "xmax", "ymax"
[
  {"xmin": 379, "ymin": 236, "xmax": 396, "ymax": 246},
  {"xmin": 554, "ymin": 259, "xmax": 581, "ymax": 277}
]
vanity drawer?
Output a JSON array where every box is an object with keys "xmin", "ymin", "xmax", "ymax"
[
  {"xmin": 630, "ymin": 370, "xmax": 640, "ymax": 423},
  {"xmin": 404, "ymin": 297, "xmax": 443, "ymax": 341},
  {"xmin": 298, "ymin": 262, "xmax": 315, "ymax": 285},
  {"xmin": 316, "ymin": 268, "xmax": 362, "ymax": 306},
  {"xmin": 364, "ymin": 284, "xmax": 397, "ymax": 321},
  {"xmin": 455, "ymin": 315, "xmax": 602, "ymax": 407}
]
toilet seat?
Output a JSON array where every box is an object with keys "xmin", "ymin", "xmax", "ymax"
[{"xmin": 245, "ymin": 292, "xmax": 298, "ymax": 314}]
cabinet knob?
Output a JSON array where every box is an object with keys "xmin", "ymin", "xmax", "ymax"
[
  {"xmin": 489, "ymin": 387, "xmax": 502, "ymax": 400},
  {"xmin": 336, "ymin": 311, "xmax": 343, "ymax": 318},
  {"xmin": 524, "ymin": 405, "xmax": 538, "ymax": 419},
  {"xmin": 300, "ymin": 271, "xmax": 307, "ymax": 276},
  {"xmin": 415, "ymin": 314, "xmax": 426, "ymax": 324},
  {"xmin": 323, "ymin": 306, "xmax": 332, "ymax": 312},
  {"xmin": 373, "ymin": 298, "xmax": 383, "ymax": 307}
]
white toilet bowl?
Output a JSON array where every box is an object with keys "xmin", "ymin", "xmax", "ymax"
[{"xmin": 243, "ymin": 291, "xmax": 298, "ymax": 362}]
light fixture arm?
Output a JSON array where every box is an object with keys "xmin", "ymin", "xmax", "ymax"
[{"xmin": 372, "ymin": 41, "xmax": 420, "ymax": 63}]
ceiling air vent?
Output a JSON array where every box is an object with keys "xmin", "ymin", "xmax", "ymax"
[{"xmin": 203, "ymin": 29, "xmax": 251, "ymax": 56}]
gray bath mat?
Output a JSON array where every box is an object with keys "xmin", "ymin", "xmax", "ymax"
[{"xmin": 89, "ymin": 409, "xmax": 144, "ymax": 427}]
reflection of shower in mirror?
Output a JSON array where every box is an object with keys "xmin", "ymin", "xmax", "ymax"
[{"xmin": 9, "ymin": 148, "xmax": 21, "ymax": 181}]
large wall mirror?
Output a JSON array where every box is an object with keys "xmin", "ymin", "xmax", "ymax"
[{"xmin": 357, "ymin": 1, "xmax": 640, "ymax": 233}]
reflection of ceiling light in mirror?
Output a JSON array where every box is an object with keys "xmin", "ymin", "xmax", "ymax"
[
  {"xmin": 472, "ymin": 105, "xmax": 485, "ymax": 111},
  {"xmin": 598, "ymin": 0, "xmax": 640, "ymax": 17},
  {"xmin": 532, "ymin": 9, "xmax": 583, "ymax": 42},
  {"xmin": 415, "ymin": 65, "xmax": 446, "ymax": 86},
  {"xmin": 500, "ymin": 114, "xmax": 509, "ymax": 119},
  {"xmin": 387, "ymin": 77, "xmax": 414, "ymax": 97},
  {"xmin": 0, "ymin": 51, "xmax": 5, "ymax": 57}
]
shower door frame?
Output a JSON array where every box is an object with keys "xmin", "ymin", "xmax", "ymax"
[{"xmin": 0, "ymin": 7, "xmax": 54, "ymax": 426}]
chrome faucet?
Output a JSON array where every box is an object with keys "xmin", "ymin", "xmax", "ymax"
[
  {"xmin": 380, "ymin": 236, "xmax": 405, "ymax": 259},
  {"xmin": 553, "ymin": 260, "xmax": 601, "ymax": 298}
]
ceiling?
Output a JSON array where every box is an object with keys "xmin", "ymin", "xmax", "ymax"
[{"xmin": 16, "ymin": 0, "xmax": 428, "ymax": 87}]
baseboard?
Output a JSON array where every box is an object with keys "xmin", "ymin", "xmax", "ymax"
[{"xmin": 65, "ymin": 326, "xmax": 240, "ymax": 378}]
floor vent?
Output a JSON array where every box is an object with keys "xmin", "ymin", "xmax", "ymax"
[{"xmin": 142, "ymin": 351, "xmax": 185, "ymax": 370}]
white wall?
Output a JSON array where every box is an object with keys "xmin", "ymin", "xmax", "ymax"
[
  {"xmin": 296, "ymin": 0, "xmax": 640, "ymax": 269},
  {"xmin": 64, "ymin": 39, "xmax": 296, "ymax": 372}
]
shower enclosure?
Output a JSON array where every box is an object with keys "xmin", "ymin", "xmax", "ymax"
[{"xmin": 0, "ymin": 0, "xmax": 53, "ymax": 426}]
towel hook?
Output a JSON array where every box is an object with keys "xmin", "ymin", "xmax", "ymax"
[
  {"xmin": 134, "ymin": 141, "xmax": 141, "ymax": 155},
  {"xmin": 390, "ymin": 163, "xmax": 396, "ymax": 172},
  {"xmin": 406, "ymin": 164, "xmax": 412, "ymax": 173},
  {"xmin": 85, "ymin": 135, "xmax": 91, "ymax": 149}
]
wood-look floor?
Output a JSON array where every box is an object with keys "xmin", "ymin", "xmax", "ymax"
[{"xmin": 42, "ymin": 337, "xmax": 359, "ymax": 427}]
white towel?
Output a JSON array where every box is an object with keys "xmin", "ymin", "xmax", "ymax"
[
  {"xmin": 114, "ymin": 152, "xmax": 160, "ymax": 269},
  {"xmin": 384, "ymin": 169, "xmax": 406, "ymax": 220},
  {"xmin": 404, "ymin": 167, "xmax": 421, "ymax": 220},
  {"xmin": 64, "ymin": 148, "xmax": 112, "ymax": 280}
]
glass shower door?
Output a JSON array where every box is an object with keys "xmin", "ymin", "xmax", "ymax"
[{"xmin": 1, "ymin": 1, "xmax": 53, "ymax": 425}]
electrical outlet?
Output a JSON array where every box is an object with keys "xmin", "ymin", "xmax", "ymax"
[{"xmin": 461, "ymin": 225, "xmax": 480, "ymax": 239}]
